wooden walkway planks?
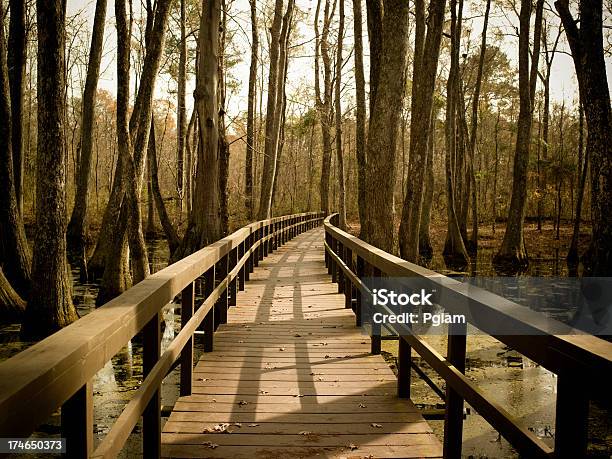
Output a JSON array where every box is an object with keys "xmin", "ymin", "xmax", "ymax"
[{"xmin": 162, "ymin": 228, "xmax": 442, "ymax": 459}]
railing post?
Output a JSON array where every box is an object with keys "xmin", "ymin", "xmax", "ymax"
[
  {"xmin": 203, "ymin": 267, "xmax": 215, "ymax": 352},
  {"xmin": 215, "ymin": 254, "xmax": 228, "ymax": 327},
  {"xmin": 324, "ymin": 231, "xmax": 330, "ymax": 269},
  {"xmin": 398, "ymin": 334, "xmax": 411, "ymax": 399},
  {"xmin": 180, "ymin": 281, "xmax": 195, "ymax": 396},
  {"xmin": 554, "ymin": 358, "xmax": 589, "ymax": 458},
  {"xmin": 337, "ymin": 241, "xmax": 345, "ymax": 294},
  {"xmin": 331, "ymin": 239, "xmax": 338, "ymax": 284},
  {"xmin": 143, "ymin": 312, "xmax": 161, "ymax": 458},
  {"xmin": 344, "ymin": 247, "xmax": 352, "ymax": 309},
  {"xmin": 370, "ymin": 266, "xmax": 382, "ymax": 355},
  {"xmin": 246, "ymin": 235, "xmax": 253, "ymax": 277},
  {"xmin": 355, "ymin": 255, "xmax": 364, "ymax": 327},
  {"xmin": 239, "ymin": 241, "xmax": 246, "ymax": 289},
  {"xmin": 61, "ymin": 381, "xmax": 93, "ymax": 458},
  {"xmin": 258, "ymin": 227, "xmax": 264, "ymax": 261},
  {"xmin": 229, "ymin": 248, "xmax": 238, "ymax": 307},
  {"xmin": 272, "ymin": 222, "xmax": 278, "ymax": 250},
  {"xmin": 443, "ymin": 322, "xmax": 467, "ymax": 459}
]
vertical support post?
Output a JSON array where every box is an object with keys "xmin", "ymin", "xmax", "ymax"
[
  {"xmin": 239, "ymin": 241, "xmax": 246, "ymax": 290},
  {"xmin": 61, "ymin": 382, "xmax": 93, "ymax": 458},
  {"xmin": 554, "ymin": 359, "xmax": 589, "ymax": 458},
  {"xmin": 203, "ymin": 267, "xmax": 215, "ymax": 352},
  {"xmin": 258, "ymin": 227, "xmax": 264, "ymax": 261},
  {"xmin": 331, "ymin": 239, "xmax": 338, "ymax": 283},
  {"xmin": 344, "ymin": 247, "xmax": 352, "ymax": 308},
  {"xmin": 215, "ymin": 254, "xmax": 228, "ymax": 326},
  {"xmin": 443, "ymin": 322, "xmax": 467, "ymax": 459},
  {"xmin": 143, "ymin": 312, "xmax": 161, "ymax": 458},
  {"xmin": 180, "ymin": 282, "xmax": 195, "ymax": 396},
  {"xmin": 397, "ymin": 335, "xmax": 411, "ymax": 398},
  {"xmin": 355, "ymin": 255, "xmax": 364, "ymax": 327},
  {"xmin": 337, "ymin": 242, "xmax": 345, "ymax": 294},
  {"xmin": 229, "ymin": 248, "xmax": 238, "ymax": 306},
  {"xmin": 370, "ymin": 266, "xmax": 382, "ymax": 355}
]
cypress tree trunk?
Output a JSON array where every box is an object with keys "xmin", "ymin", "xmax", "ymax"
[
  {"xmin": 0, "ymin": 1, "xmax": 31, "ymax": 297},
  {"xmin": 8, "ymin": 0, "xmax": 27, "ymax": 215},
  {"xmin": 176, "ymin": 0, "xmax": 187, "ymax": 212},
  {"xmin": 363, "ymin": 0, "xmax": 410, "ymax": 252},
  {"xmin": 23, "ymin": 0, "xmax": 79, "ymax": 338},
  {"xmin": 352, "ymin": 0, "xmax": 367, "ymax": 232},
  {"xmin": 494, "ymin": 0, "xmax": 544, "ymax": 270},
  {"xmin": 258, "ymin": 0, "xmax": 284, "ymax": 219},
  {"xmin": 0, "ymin": 268, "xmax": 26, "ymax": 321},
  {"xmin": 556, "ymin": 0, "xmax": 612, "ymax": 275},
  {"xmin": 67, "ymin": 0, "xmax": 108, "ymax": 259},
  {"xmin": 173, "ymin": 0, "xmax": 222, "ymax": 259},
  {"xmin": 398, "ymin": 0, "xmax": 446, "ymax": 261},
  {"xmin": 334, "ymin": 0, "xmax": 347, "ymax": 229},
  {"xmin": 245, "ymin": 0, "xmax": 258, "ymax": 220}
]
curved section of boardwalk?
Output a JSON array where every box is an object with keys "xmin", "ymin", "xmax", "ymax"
[{"xmin": 162, "ymin": 228, "xmax": 442, "ymax": 458}]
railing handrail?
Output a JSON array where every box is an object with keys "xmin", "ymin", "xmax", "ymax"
[
  {"xmin": 0, "ymin": 212, "xmax": 324, "ymax": 448},
  {"xmin": 323, "ymin": 214, "xmax": 612, "ymax": 374},
  {"xmin": 324, "ymin": 213, "xmax": 612, "ymax": 458}
]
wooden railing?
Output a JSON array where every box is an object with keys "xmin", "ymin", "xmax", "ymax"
[
  {"xmin": 0, "ymin": 211, "xmax": 324, "ymax": 458},
  {"xmin": 324, "ymin": 214, "xmax": 612, "ymax": 459}
]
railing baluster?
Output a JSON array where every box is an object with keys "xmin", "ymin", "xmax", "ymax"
[
  {"xmin": 337, "ymin": 241, "xmax": 345, "ymax": 294},
  {"xmin": 215, "ymin": 254, "xmax": 228, "ymax": 326},
  {"xmin": 554, "ymin": 357, "xmax": 589, "ymax": 458},
  {"xmin": 370, "ymin": 265, "xmax": 382, "ymax": 355},
  {"xmin": 443, "ymin": 322, "xmax": 467, "ymax": 459},
  {"xmin": 398, "ymin": 334, "xmax": 411, "ymax": 399},
  {"xmin": 61, "ymin": 381, "xmax": 93, "ymax": 458},
  {"xmin": 143, "ymin": 312, "xmax": 161, "ymax": 458},
  {"xmin": 229, "ymin": 248, "xmax": 238, "ymax": 306},
  {"xmin": 258, "ymin": 227, "xmax": 264, "ymax": 262},
  {"xmin": 203, "ymin": 267, "xmax": 215, "ymax": 352},
  {"xmin": 344, "ymin": 247, "xmax": 352, "ymax": 309},
  {"xmin": 355, "ymin": 255, "xmax": 364, "ymax": 327},
  {"xmin": 180, "ymin": 281, "xmax": 195, "ymax": 396},
  {"xmin": 239, "ymin": 241, "xmax": 246, "ymax": 289}
]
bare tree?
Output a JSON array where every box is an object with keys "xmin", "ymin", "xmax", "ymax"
[{"xmin": 177, "ymin": 0, "xmax": 187, "ymax": 212}]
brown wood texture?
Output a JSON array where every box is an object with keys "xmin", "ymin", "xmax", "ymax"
[{"xmin": 162, "ymin": 229, "xmax": 442, "ymax": 458}]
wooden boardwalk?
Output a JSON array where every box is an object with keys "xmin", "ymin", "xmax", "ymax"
[{"xmin": 162, "ymin": 228, "xmax": 442, "ymax": 458}]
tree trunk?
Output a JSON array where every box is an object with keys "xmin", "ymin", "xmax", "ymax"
[
  {"xmin": 365, "ymin": 0, "xmax": 382, "ymax": 116},
  {"xmin": 0, "ymin": 1, "xmax": 31, "ymax": 297},
  {"xmin": 334, "ymin": 0, "xmax": 347, "ymax": 229},
  {"xmin": 23, "ymin": 0, "xmax": 79, "ymax": 338},
  {"xmin": 315, "ymin": 0, "xmax": 335, "ymax": 215},
  {"xmin": 362, "ymin": 0, "xmax": 410, "ymax": 252},
  {"xmin": 352, "ymin": 0, "xmax": 367, "ymax": 233},
  {"xmin": 66, "ymin": 0, "xmax": 107, "ymax": 259},
  {"xmin": 173, "ymin": 0, "xmax": 222, "ymax": 259},
  {"xmin": 398, "ymin": 0, "xmax": 446, "ymax": 261},
  {"xmin": 176, "ymin": 0, "xmax": 187, "ymax": 212},
  {"xmin": 556, "ymin": 0, "xmax": 612, "ymax": 275},
  {"xmin": 440, "ymin": 0, "xmax": 469, "ymax": 268},
  {"xmin": 0, "ymin": 268, "xmax": 26, "ymax": 322},
  {"xmin": 258, "ymin": 0, "xmax": 285, "ymax": 219},
  {"xmin": 218, "ymin": 4, "xmax": 230, "ymax": 237},
  {"xmin": 8, "ymin": 0, "xmax": 27, "ymax": 215},
  {"xmin": 419, "ymin": 110, "xmax": 436, "ymax": 260},
  {"xmin": 149, "ymin": 120, "xmax": 180, "ymax": 254},
  {"xmin": 567, "ymin": 103, "xmax": 587, "ymax": 263},
  {"xmin": 494, "ymin": 0, "xmax": 544, "ymax": 270},
  {"xmin": 185, "ymin": 108, "xmax": 196, "ymax": 217},
  {"xmin": 245, "ymin": 0, "xmax": 258, "ymax": 220},
  {"xmin": 466, "ymin": 0, "xmax": 491, "ymax": 252}
]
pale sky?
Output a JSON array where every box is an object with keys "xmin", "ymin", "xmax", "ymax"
[{"xmin": 67, "ymin": 0, "xmax": 612, "ymax": 125}]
